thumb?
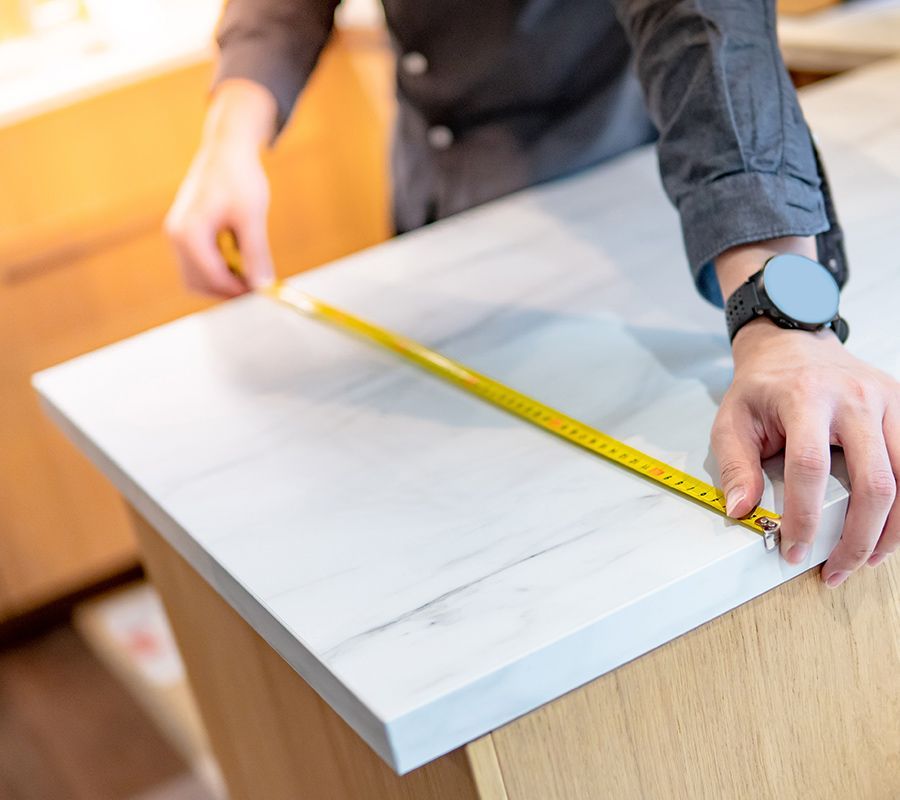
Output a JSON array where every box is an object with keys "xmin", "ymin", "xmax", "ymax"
[
  {"xmin": 711, "ymin": 408, "xmax": 765, "ymax": 519},
  {"xmin": 234, "ymin": 212, "xmax": 275, "ymax": 290}
]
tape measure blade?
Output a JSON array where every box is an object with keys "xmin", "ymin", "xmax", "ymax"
[{"xmin": 266, "ymin": 282, "xmax": 779, "ymax": 541}]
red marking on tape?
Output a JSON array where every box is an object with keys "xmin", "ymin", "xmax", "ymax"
[{"xmin": 648, "ymin": 467, "xmax": 665, "ymax": 477}]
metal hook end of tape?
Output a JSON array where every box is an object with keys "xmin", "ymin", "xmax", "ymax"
[{"xmin": 756, "ymin": 516, "xmax": 781, "ymax": 552}]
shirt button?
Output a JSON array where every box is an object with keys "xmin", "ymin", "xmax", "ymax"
[
  {"xmin": 427, "ymin": 125, "xmax": 454, "ymax": 150},
  {"xmin": 400, "ymin": 51, "xmax": 428, "ymax": 76}
]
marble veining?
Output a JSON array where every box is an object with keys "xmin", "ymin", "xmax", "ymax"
[{"xmin": 33, "ymin": 60, "xmax": 900, "ymax": 773}]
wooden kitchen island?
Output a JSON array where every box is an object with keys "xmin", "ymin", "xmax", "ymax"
[{"xmin": 34, "ymin": 61, "xmax": 900, "ymax": 798}]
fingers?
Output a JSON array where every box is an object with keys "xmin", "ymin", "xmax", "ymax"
[
  {"xmin": 234, "ymin": 211, "xmax": 276, "ymax": 290},
  {"xmin": 711, "ymin": 403, "xmax": 765, "ymax": 520},
  {"xmin": 721, "ymin": 322, "xmax": 899, "ymax": 585},
  {"xmin": 780, "ymin": 410, "xmax": 832, "ymax": 565},
  {"xmin": 167, "ymin": 218, "xmax": 247, "ymax": 298},
  {"xmin": 869, "ymin": 404, "xmax": 900, "ymax": 567},
  {"xmin": 823, "ymin": 413, "xmax": 896, "ymax": 587},
  {"xmin": 164, "ymin": 140, "xmax": 272, "ymax": 297}
]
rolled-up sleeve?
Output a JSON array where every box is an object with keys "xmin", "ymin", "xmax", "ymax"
[
  {"xmin": 611, "ymin": 0, "xmax": 847, "ymax": 306},
  {"xmin": 213, "ymin": 0, "xmax": 339, "ymax": 133}
]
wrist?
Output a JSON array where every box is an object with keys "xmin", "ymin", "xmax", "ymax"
[
  {"xmin": 717, "ymin": 236, "xmax": 849, "ymax": 349},
  {"xmin": 202, "ymin": 79, "xmax": 278, "ymax": 153},
  {"xmin": 731, "ymin": 315, "xmax": 840, "ymax": 360},
  {"xmin": 715, "ymin": 236, "xmax": 817, "ymax": 300}
]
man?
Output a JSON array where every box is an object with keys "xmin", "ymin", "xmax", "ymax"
[{"xmin": 166, "ymin": 0, "xmax": 900, "ymax": 588}]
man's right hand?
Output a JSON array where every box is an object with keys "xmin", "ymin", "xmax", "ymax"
[{"xmin": 165, "ymin": 80, "xmax": 278, "ymax": 297}]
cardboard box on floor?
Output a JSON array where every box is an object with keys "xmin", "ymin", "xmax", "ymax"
[{"xmin": 73, "ymin": 582, "xmax": 226, "ymax": 799}]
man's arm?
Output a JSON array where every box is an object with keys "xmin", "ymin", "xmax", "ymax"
[
  {"xmin": 713, "ymin": 236, "xmax": 899, "ymax": 586},
  {"xmin": 610, "ymin": 0, "xmax": 840, "ymax": 299},
  {"xmin": 214, "ymin": 0, "xmax": 340, "ymax": 135},
  {"xmin": 611, "ymin": 0, "xmax": 900, "ymax": 585},
  {"xmin": 166, "ymin": 0, "xmax": 338, "ymax": 294}
]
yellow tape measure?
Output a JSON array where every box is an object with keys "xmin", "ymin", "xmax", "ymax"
[{"xmin": 218, "ymin": 232, "xmax": 781, "ymax": 550}]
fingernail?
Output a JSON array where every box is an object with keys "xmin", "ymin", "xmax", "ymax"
[
  {"xmin": 725, "ymin": 490, "xmax": 745, "ymax": 518},
  {"xmin": 825, "ymin": 570, "xmax": 849, "ymax": 589},
  {"xmin": 783, "ymin": 542, "xmax": 810, "ymax": 564},
  {"xmin": 868, "ymin": 552, "xmax": 887, "ymax": 568}
]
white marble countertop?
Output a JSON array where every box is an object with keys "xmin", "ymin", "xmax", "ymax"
[
  {"xmin": 778, "ymin": 0, "xmax": 900, "ymax": 72},
  {"xmin": 34, "ymin": 59, "xmax": 900, "ymax": 774}
]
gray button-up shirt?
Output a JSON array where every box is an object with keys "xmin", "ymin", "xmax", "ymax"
[{"xmin": 213, "ymin": 0, "xmax": 846, "ymax": 306}]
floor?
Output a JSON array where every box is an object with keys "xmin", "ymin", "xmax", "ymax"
[{"xmin": 0, "ymin": 622, "xmax": 213, "ymax": 800}]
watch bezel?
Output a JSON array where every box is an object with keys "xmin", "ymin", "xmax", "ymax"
[{"xmin": 752, "ymin": 255, "xmax": 843, "ymax": 334}]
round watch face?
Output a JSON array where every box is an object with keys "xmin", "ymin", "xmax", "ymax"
[{"xmin": 762, "ymin": 253, "xmax": 840, "ymax": 325}]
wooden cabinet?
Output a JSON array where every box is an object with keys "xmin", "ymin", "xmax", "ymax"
[
  {"xmin": 131, "ymin": 506, "xmax": 900, "ymax": 800},
  {"xmin": 0, "ymin": 30, "xmax": 394, "ymax": 621},
  {"xmin": 778, "ymin": 0, "xmax": 839, "ymax": 14}
]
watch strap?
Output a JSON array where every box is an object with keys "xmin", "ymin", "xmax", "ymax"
[
  {"xmin": 830, "ymin": 315, "xmax": 850, "ymax": 343},
  {"xmin": 724, "ymin": 276, "xmax": 761, "ymax": 342},
  {"xmin": 725, "ymin": 270, "xmax": 850, "ymax": 344}
]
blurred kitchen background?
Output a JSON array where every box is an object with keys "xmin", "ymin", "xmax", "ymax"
[{"xmin": 0, "ymin": 0, "xmax": 898, "ymax": 798}]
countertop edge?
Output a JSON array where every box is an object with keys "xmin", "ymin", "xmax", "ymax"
[
  {"xmin": 385, "ymin": 496, "xmax": 846, "ymax": 773},
  {"xmin": 31, "ymin": 371, "xmax": 403, "ymax": 771}
]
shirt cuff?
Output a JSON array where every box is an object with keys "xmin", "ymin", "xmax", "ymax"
[
  {"xmin": 212, "ymin": 34, "xmax": 311, "ymax": 135},
  {"xmin": 679, "ymin": 170, "xmax": 832, "ymax": 308}
]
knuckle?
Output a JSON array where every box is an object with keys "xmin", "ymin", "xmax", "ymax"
[
  {"xmin": 856, "ymin": 469, "xmax": 897, "ymax": 503},
  {"xmin": 790, "ymin": 509, "xmax": 820, "ymax": 533},
  {"xmin": 792, "ymin": 447, "xmax": 829, "ymax": 479},
  {"xmin": 834, "ymin": 527, "xmax": 882, "ymax": 566},
  {"xmin": 830, "ymin": 545, "xmax": 871, "ymax": 572},
  {"xmin": 718, "ymin": 459, "xmax": 747, "ymax": 489},
  {"xmin": 841, "ymin": 378, "xmax": 882, "ymax": 414},
  {"xmin": 849, "ymin": 377, "xmax": 874, "ymax": 403},
  {"xmin": 850, "ymin": 544, "xmax": 876, "ymax": 562},
  {"xmin": 710, "ymin": 416, "xmax": 730, "ymax": 444},
  {"xmin": 163, "ymin": 212, "xmax": 184, "ymax": 240},
  {"xmin": 790, "ymin": 378, "xmax": 822, "ymax": 405},
  {"xmin": 165, "ymin": 213, "xmax": 206, "ymax": 246},
  {"xmin": 709, "ymin": 424, "xmax": 730, "ymax": 451}
]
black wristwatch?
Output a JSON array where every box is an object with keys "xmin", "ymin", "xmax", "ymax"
[{"xmin": 724, "ymin": 253, "xmax": 849, "ymax": 344}]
